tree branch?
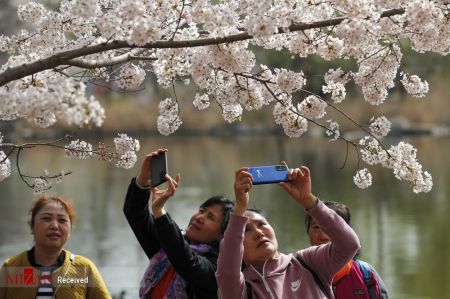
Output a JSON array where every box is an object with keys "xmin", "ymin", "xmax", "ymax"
[
  {"xmin": 0, "ymin": 8, "xmax": 405, "ymax": 86},
  {"xmin": 67, "ymin": 52, "xmax": 157, "ymax": 69}
]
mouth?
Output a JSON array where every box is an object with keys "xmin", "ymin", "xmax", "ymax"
[
  {"xmin": 257, "ymin": 239, "xmax": 270, "ymax": 248},
  {"xmin": 188, "ymin": 222, "xmax": 201, "ymax": 231},
  {"xmin": 46, "ymin": 233, "xmax": 61, "ymax": 240}
]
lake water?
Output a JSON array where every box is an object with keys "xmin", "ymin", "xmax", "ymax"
[{"xmin": 0, "ymin": 135, "xmax": 449, "ymax": 298}]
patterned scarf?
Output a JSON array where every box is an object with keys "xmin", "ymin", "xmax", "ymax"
[{"xmin": 139, "ymin": 239, "xmax": 211, "ymax": 299}]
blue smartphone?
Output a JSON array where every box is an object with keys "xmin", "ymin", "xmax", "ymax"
[
  {"xmin": 248, "ymin": 165, "xmax": 289, "ymax": 185},
  {"xmin": 150, "ymin": 152, "xmax": 168, "ymax": 187}
]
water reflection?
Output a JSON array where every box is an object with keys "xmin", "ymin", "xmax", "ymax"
[{"xmin": 0, "ymin": 136, "xmax": 448, "ymax": 298}]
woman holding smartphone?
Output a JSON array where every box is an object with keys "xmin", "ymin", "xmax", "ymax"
[
  {"xmin": 215, "ymin": 166, "xmax": 360, "ymax": 298},
  {"xmin": 0, "ymin": 195, "xmax": 110, "ymax": 299},
  {"xmin": 123, "ymin": 149, "xmax": 234, "ymax": 299}
]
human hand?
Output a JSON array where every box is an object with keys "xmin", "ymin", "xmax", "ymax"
[
  {"xmin": 233, "ymin": 167, "xmax": 253, "ymax": 216},
  {"xmin": 151, "ymin": 173, "xmax": 181, "ymax": 218},
  {"xmin": 136, "ymin": 148, "xmax": 167, "ymax": 188},
  {"xmin": 278, "ymin": 166, "xmax": 317, "ymax": 209}
]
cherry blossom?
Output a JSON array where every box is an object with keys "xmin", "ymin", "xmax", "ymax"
[{"xmin": 1, "ymin": 0, "xmax": 446, "ymax": 192}]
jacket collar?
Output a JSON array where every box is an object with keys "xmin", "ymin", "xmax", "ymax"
[
  {"xmin": 28, "ymin": 246, "xmax": 66, "ymax": 268},
  {"xmin": 243, "ymin": 252, "xmax": 292, "ymax": 281}
]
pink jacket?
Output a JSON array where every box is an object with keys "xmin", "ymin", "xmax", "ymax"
[{"xmin": 216, "ymin": 200, "xmax": 360, "ymax": 299}]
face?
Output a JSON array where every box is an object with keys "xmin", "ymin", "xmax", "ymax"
[
  {"xmin": 308, "ymin": 220, "xmax": 330, "ymax": 246},
  {"xmin": 31, "ymin": 202, "xmax": 71, "ymax": 250},
  {"xmin": 186, "ymin": 203, "xmax": 223, "ymax": 244},
  {"xmin": 243, "ymin": 211, "xmax": 278, "ymax": 265}
]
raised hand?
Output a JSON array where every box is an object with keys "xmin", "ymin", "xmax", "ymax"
[
  {"xmin": 233, "ymin": 167, "xmax": 253, "ymax": 216},
  {"xmin": 151, "ymin": 173, "xmax": 181, "ymax": 218},
  {"xmin": 136, "ymin": 148, "xmax": 167, "ymax": 188},
  {"xmin": 278, "ymin": 166, "xmax": 317, "ymax": 209}
]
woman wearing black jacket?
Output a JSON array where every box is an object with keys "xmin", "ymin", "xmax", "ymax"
[{"xmin": 123, "ymin": 149, "xmax": 234, "ymax": 299}]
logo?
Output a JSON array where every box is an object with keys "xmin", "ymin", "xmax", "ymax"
[
  {"xmin": 5, "ymin": 267, "xmax": 39, "ymax": 287},
  {"xmin": 291, "ymin": 278, "xmax": 302, "ymax": 292},
  {"xmin": 256, "ymin": 169, "xmax": 263, "ymax": 178}
]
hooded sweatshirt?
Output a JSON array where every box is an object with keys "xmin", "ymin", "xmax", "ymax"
[{"xmin": 216, "ymin": 200, "xmax": 360, "ymax": 299}]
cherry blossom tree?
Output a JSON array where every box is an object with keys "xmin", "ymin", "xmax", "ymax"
[{"xmin": 1, "ymin": 0, "xmax": 448, "ymax": 193}]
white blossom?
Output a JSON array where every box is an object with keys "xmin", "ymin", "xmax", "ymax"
[
  {"xmin": 369, "ymin": 116, "xmax": 391, "ymax": 137},
  {"xmin": 354, "ymin": 168, "xmax": 372, "ymax": 189},
  {"xmin": 68, "ymin": 0, "xmax": 100, "ymax": 18},
  {"xmin": 359, "ymin": 136, "xmax": 388, "ymax": 165},
  {"xmin": 157, "ymin": 98, "xmax": 182, "ymax": 135},
  {"xmin": 33, "ymin": 178, "xmax": 49, "ymax": 195},
  {"xmin": 193, "ymin": 94, "xmax": 210, "ymax": 110},
  {"xmin": 383, "ymin": 141, "xmax": 433, "ymax": 193},
  {"xmin": 273, "ymin": 102, "xmax": 308, "ymax": 138},
  {"xmin": 276, "ymin": 69, "xmax": 306, "ymax": 94},
  {"xmin": 128, "ymin": 18, "xmax": 161, "ymax": 46},
  {"xmin": 326, "ymin": 120, "xmax": 340, "ymax": 142},
  {"xmin": 117, "ymin": 64, "xmax": 146, "ymax": 90},
  {"xmin": 316, "ymin": 36, "xmax": 344, "ymax": 61},
  {"xmin": 116, "ymin": 151, "xmax": 138, "ymax": 169},
  {"xmin": 222, "ymin": 103, "xmax": 243, "ymax": 123},
  {"xmin": 65, "ymin": 140, "xmax": 93, "ymax": 159},
  {"xmin": 55, "ymin": 170, "xmax": 65, "ymax": 184},
  {"xmin": 114, "ymin": 133, "xmax": 140, "ymax": 155},
  {"xmin": 18, "ymin": 2, "xmax": 46, "ymax": 23},
  {"xmin": 297, "ymin": 95, "xmax": 327, "ymax": 120},
  {"xmin": 322, "ymin": 82, "xmax": 347, "ymax": 103},
  {"xmin": 0, "ymin": 151, "xmax": 12, "ymax": 182},
  {"xmin": 324, "ymin": 68, "xmax": 351, "ymax": 85},
  {"xmin": 400, "ymin": 72, "xmax": 429, "ymax": 98}
]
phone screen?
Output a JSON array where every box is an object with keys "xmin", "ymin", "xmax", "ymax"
[{"xmin": 150, "ymin": 152, "xmax": 168, "ymax": 187}]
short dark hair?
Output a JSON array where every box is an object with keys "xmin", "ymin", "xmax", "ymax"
[
  {"xmin": 200, "ymin": 196, "xmax": 235, "ymax": 234},
  {"xmin": 305, "ymin": 201, "xmax": 350, "ymax": 232},
  {"xmin": 246, "ymin": 207, "xmax": 267, "ymax": 219}
]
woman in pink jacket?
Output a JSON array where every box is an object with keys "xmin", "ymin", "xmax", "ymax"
[{"xmin": 216, "ymin": 166, "xmax": 360, "ymax": 299}]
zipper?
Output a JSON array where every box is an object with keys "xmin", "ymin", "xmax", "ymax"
[{"xmin": 250, "ymin": 262, "xmax": 276, "ymax": 299}]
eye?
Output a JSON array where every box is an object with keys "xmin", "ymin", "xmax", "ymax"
[{"xmin": 257, "ymin": 221, "xmax": 267, "ymax": 228}]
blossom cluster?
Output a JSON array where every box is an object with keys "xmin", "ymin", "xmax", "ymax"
[
  {"xmin": 369, "ymin": 116, "xmax": 392, "ymax": 138},
  {"xmin": 157, "ymin": 98, "xmax": 182, "ymax": 136},
  {"xmin": 400, "ymin": 72, "xmax": 429, "ymax": 98},
  {"xmin": 32, "ymin": 169, "xmax": 66, "ymax": 194},
  {"xmin": 0, "ymin": 151, "xmax": 11, "ymax": 182},
  {"xmin": 357, "ymin": 137, "xmax": 432, "ymax": 193},
  {"xmin": 117, "ymin": 64, "xmax": 146, "ymax": 90},
  {"xmin": 64, "ymin": 134, "xmax": 140, "ymax": 170},
  {"xmin": 114, "ymin": 133, "xmax": 140, "ymax": 169},
  {"xmin": 0, "ymin": 71, "xmax": 105, "ymax": 128}
]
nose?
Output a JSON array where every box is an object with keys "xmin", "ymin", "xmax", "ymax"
[
  {"xmin": 193, "ymin": 213, "xmax": 205, "ymax": 224},
  {"xmin": 254, "ymin": 227, "xmax": 264, "ymax": 240},
  {"xmin": 49, "ymin": 218, "xmax": 59, "ymax": 230},
  {"xmin": 318, "ymin": 230, "xmax": 330, "ymax": 242}
]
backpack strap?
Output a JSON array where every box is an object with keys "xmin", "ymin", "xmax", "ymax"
[
  {"xmin": 297, "ymin": 256, "xmax": 329, "ymax": 299},
  {"xmin": 355, "ymin": 259, "xmax": 379, "ymax": 299}
]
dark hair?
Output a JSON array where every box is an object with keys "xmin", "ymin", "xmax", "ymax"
[
  {"xmin": 200, "ymin": 196, "xmax": 235, "ymax": 234},
  {"xmin": 246, "ymin": 207, "xmax": 267, "ymax": 219},
  {"xmin": 29, "ymin": 195, "xmax": 76, "ymax": 229},
  {"xmin": 305, "ymin": 201, "xmax": 350, "ymax": 232}
]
